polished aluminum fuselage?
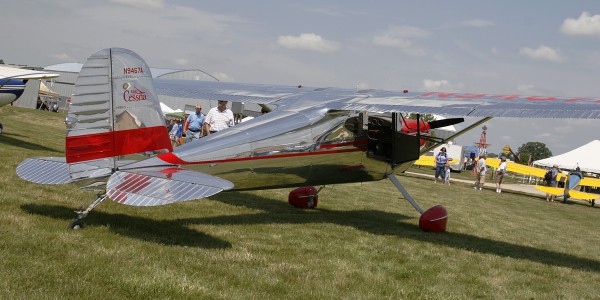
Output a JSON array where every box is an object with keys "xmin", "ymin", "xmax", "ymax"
[{"xmin": 133, "ymin": 95, "xmax": 412, "ymax": 191}]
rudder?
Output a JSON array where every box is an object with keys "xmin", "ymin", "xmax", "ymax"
[{"xmin": 65, "ymin": 48, "xmax": 172, "ymax": 174}]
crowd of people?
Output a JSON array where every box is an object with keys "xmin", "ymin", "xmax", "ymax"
[
  {"xmin": 431, "ymin": 147, "xmax": 570, "ymax": 201},
  {"xmin": 433, "ymin": 150, "xmax": 509, "ymax": 194}
]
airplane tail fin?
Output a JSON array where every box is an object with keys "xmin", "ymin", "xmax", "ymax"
[
  {"xmin": 65, "ymin": 48, "xmax": 172, "ymax": 166},
  {"xmin": 18, "ymin": 48, "xmax": 172, "ymax": 185}
]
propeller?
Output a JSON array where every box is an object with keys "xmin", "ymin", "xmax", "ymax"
[{"xmin": 427, "ymin": 117, "xmax": 465, "ymax": 130}]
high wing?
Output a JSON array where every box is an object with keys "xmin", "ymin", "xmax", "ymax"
[
  {"xmin": 0, "ymin": 65, "xmax": 59, "ymax": 81},
  {"xmin": 155, "ymin": 79, "xmax": 600, "ymax": 119}
]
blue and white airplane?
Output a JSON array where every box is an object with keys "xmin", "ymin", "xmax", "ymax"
[{"xmin": 0, "ymin": 65, "xmax": 59, "ymax": 133}]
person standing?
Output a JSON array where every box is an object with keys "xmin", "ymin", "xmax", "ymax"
[
  {"xmin": 495, "ymin": 156, "xmax": 507, "ymax": 193},
  {"xmin": 204, "ymin": 100, "xmax": 234, "ymax": 135},
  {"xmin": 434, "ymin": 147, "xmax": 448, "ymax": 183},
  {"xmin": 444, "ymin": 162, "xmax": 451, "ymax": 185},
  {"xmin": 184, "ymin": 105, "xmax": 205, "ymax": 144},
  {"xmin": 474, "ymin": 154, "xmax": 487, "ymax": 190},
  {"xmin": 168, "ymin": 119, "xmax": 181, "ymax": 148},
  {"xmin": 545, "ymin": 165, "xmax": 560, "ymax": 202}
]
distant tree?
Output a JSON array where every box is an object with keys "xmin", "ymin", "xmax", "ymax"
[
  {"xmin": 487, "ymin": 152, "xmax": 498, "ymax": 158},
  {"xmin": 517, "ymin": 142, "xmax": 552, "ymax": 162},
  {"xmin": 405, "ymin": 113, "xmax": 436, "ymax": 147},
  {"xmin": 0, "ymin": 58, "xmax": 4, "ymax": 64},
  {"xmin": 405, "ymin": 113, "xmax": 435, "ymax": 122}
]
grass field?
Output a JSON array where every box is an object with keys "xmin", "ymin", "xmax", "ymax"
[{"xmin": 1, "ymin": 105, "xmax": 599, "ymax": 299}]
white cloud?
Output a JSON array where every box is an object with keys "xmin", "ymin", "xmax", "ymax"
[
  {"xmin": 277, "ymin": 33, "xmax": 340, "ymax": 53},
  {"xmin": 518, "ymin": 46, "xmax": 565, "ymax": 63},
  {"xmin": 372, "ymin": 26, "xmax": 429, "ymax": 56},
  {"xmin": 560, "ymin": 12, "xmax": 600, "ymax": 37},
  {"xmin": 422, "ymin": 79, "xmax": 464, "ymax": 92},
  {"xmin": 460, "ymin": 19, "xmax": 494, "ymax": 28},
  {"xmin": 109, "ymin": 0, "xmax": 165, "ymax": 9}
]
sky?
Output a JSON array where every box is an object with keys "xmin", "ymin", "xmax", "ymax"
[{"xmin": 2, "ymin": 0, "xmax": 600, "ymax": 156}]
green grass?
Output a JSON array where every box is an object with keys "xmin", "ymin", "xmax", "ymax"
[{"xmin": 1, "ymin": 105, "xmax": 599, "ymax": 299}]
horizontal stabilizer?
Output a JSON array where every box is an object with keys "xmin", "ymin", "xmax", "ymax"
[
  {"xmin": 16, "ymin": 158, "xmax": 73, "ymax": 184},
  {"xmin": 106, "ymin": 167, "xmax": 234, "ymax": 206}
]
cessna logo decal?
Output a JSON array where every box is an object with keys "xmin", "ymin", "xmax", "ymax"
[{"xmin": 123, "ymin": 85, "xmax": 147, "ymax": 102}]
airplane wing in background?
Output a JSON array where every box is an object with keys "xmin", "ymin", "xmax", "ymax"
[
  {"xmin": 0, "ymin": 65, "xmax": 59, "ymax": 81},
  {"xmin": 413, "ymin": 156, "xmax": 453, "ymax": 167},
  {"xmin": 0, "ymin": 65, "xmax": 60, "ymax": 109},
  {"xmin": 486, "ymin": 157, "xmax": 567, "ymax": 181}
]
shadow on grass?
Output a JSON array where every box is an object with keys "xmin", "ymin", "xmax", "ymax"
[
  {"xmin": 187, "ymin": 192, "xmax": 600, "ymax": 273},
  {"xmin": 0, "ymin": 133, "xmax": 62, "ymax": 153},
  {"xmin": 21, "ymin": 204, "xmax": 231, "ymax": 249},
  {"xmin": 20, "ymin": 192, "xmax": 600, "ymax": 273}
]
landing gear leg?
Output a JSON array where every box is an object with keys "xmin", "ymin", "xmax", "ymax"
[
  {"xmin": 69, "ymin": 193, "xmax": 107, "ymax": 229},
  {"xmin": 387, "ymin": 173, "xmax": 448, "ymax": 232}
]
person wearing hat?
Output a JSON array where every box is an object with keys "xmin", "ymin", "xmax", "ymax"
[
  {"xmin": 546, "ymin": 165, "xmax": 560, "ymax": 202},
  {"xmin": 495, "ymin": 156, "xmax": 508, "ymax": 193},
  {"xmin": 184, "ymin": 104, "xmax": 206, "ymax": 143}
]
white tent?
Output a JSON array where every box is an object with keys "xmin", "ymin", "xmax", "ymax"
[
  {"xmin": 160, "ymin": 102, "xmax": 176, "ymax": 114},
  {"xmin": 534, "ymin": 140, "xmax": 600, "ymax": 173},
  {"xmin": 160, "ymin": 102, "xmax": 182, "ymax": 114}
]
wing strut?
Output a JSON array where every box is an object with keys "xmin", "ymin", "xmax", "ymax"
[
  {"xmin": 387, "ymin": 172, "xmax": 423, "ymax": 214},
  {"xmin": 420, "ymin": 116, "xmax": 492, "ymax": 155},
  {"xmin": 387, "ymin": 172, "xmax": 448, "ymax": 232}
]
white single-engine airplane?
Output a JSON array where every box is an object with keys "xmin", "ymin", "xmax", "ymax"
[
  {"xmin": 0, "ymin": 65, "xmax": 60, "ymax": 133},
  {"xmin": 16, "ymin": 48, "xmax": 600, "ymax": 231}
]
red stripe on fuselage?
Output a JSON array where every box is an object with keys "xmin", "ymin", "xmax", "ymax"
[
  {"xmin": 158, "ymin": 142, "xmax": 367, "ymax": 165},
  {"xmin": 66, "ymin": 126, "xmax": 172, "ymax": 163}
]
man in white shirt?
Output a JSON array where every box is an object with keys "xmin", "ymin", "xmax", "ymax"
[
  {"xmin": 204, "ymin": 100, "xmax": 234, "ymax": 135},
  {"xmin": 495, "ymin": 156, "xmax": 507, "ymax": 193},
  {"xmin": 474, "ymin": 154, "xmax": 487, "ymax": 190}
]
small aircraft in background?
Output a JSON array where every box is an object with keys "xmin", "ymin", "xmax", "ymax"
[
  {"xmin": 15, "ymin": 48, "xmax": 600, "ymax": 231},
  {"xmin": 0, "ymin": 65, "xmax": 59, "ymax": 133},
  {"xmin": 413, "ymin": 155, "xmax": 454, "ymax": 168},
  {"xmin": 486, "ymin": 158, "xmax": 599, "ymax": 206}
]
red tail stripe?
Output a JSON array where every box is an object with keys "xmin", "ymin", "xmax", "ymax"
[{"xmin": 66, "ymin": 126, "xmax": 172, "ymax": 163}]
